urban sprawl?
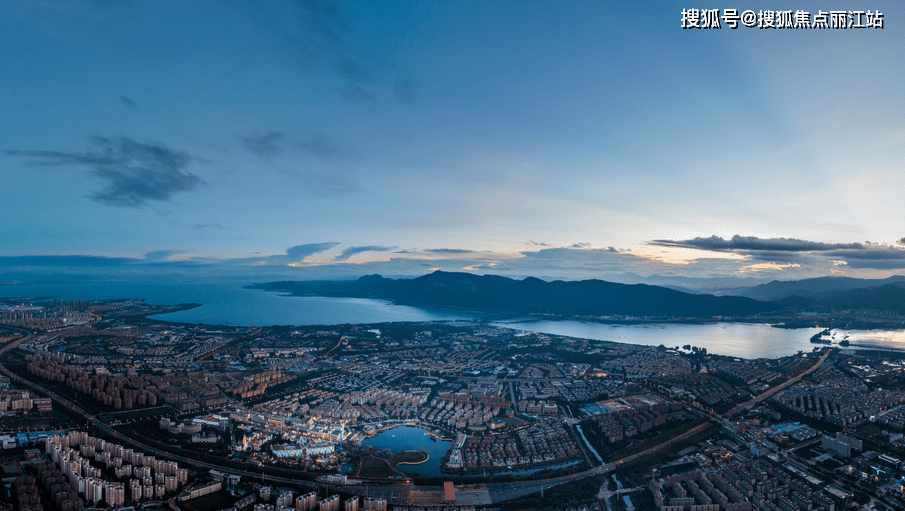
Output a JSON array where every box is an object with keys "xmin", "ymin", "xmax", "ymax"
[{"xmin": 2, "ymin": 298, "xmax": 905, "ymax": 510}]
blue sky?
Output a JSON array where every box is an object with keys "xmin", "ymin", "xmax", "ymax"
[{"xmin": 2, "ymin": 1, "xmax": 904, "ymax": 283}]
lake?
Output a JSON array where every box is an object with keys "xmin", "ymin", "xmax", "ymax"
[
  {"xmin": 492, "ymin": 320, "xmax": 905, "ymax": 360},
  {"xmin": 0, "ymin": 281, "xmax": 473, "ymax": 326},
  {"xmin": 4, "ymin": 281, "xmax": 905, "ymax": 359},
  {"xmin": 360, "ymin": 426, "xmax": 451, "ymax": 477}
]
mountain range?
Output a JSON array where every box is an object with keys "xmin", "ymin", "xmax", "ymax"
[
  {"xmin": 250, "ymin": 271, "xmax": 905, "ymax": 319},
  {"xmin": 250, "ymin": 271, "xmax": 778, "ymax": 318}
]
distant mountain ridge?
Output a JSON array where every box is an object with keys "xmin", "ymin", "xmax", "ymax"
[
  {"xmin": 249, "ymin": 270, "xmax": 778, "ymax": 318},
  {"xmin": 737, "ymin": 275, "xmax": 905, "ymax": 301}
]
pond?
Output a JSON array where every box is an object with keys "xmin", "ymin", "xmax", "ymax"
[{"xmin": 360, "ymin": 425, "xmax": 451, "ymax": 477}]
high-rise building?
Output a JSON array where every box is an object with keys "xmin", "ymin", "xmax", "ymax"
[
  {"xmin": 130, "ymin": 479, "xmax": 142, "ymax": 501},
  {"xmin": 295, "ymin": 492, "xmax": 317, "ymax": 511},
  {"xmin": 105, "ymin": 482, "xmax": 125, "ymax": 507},
  {"xmin": 318, "ymin": 495, "xmax": 339, "ymax": 511},
  {"xmin": 362, "ymin": 498, "xmax": 386, "ymax": 511},
  {"xmin": 84, "ymin": 478, "xmax": 104, "ymax": 504}
]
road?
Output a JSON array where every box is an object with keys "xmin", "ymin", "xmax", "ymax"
[{"xmin": 723, "ymin": 348, "xmax": 833, "ymax": 418}]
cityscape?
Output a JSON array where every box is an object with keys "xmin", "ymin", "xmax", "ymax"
[
  {"xmin": 2, "ymin": 296, "xmax": 905, "ymax": 510},
  {"xmin": 2, "ymin": 1, "xmax": 904, "ymax": 510}
]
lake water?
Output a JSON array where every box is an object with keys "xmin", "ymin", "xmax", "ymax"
[
  {"xmin": 4, "ymin": 281, "xmax": 905, "ymax": 358},
  {"xmin": 0, "ymin": 281, "xmax": 472, "ymax": 326},
  {"xmin": 492, "ymin": 320, "xmax": 905, "ymax": 359},
  {"xmin": 360, "ymin": 426, "xmax": 451, "ymax": 477}
]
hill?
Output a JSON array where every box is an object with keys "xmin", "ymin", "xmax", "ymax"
[{"xmin": 249, "ymin": 271, "xmax": 778, "ymax": 319}]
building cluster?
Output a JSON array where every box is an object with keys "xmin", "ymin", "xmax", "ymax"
[
  {"xmin": 597, "ymin": 347, "xmax": 693, "ymax": 378},
  {"xmin": 715, "ymin": 362, "xmax": 782, "ymax": 387},
  {"xmin": 448, "ymin": 421, "xmax": 580, "ymax": 471},
  {"xmin": 871, "ymin": 402, "xmax": 905, "ymax": 430},
  {"xmin": 23, "ymin": 352, "xmax": 233, "ymax": 410},
  {"xmin": 651, "ymin": 457, "xmax": 851, "ymax": 511},
  {"xmin": 225, "ymin": 369, "xmax": 292, "ymax": 400},
  {"xmin": 252, "ymin": 486, "xmax": 387, "ymax": 511},
  {"xmin": 656, "ymin": 374, "xmax": 742, "ymax": 408},
  {"xmin": 391, "ymin": 508, "xmax": 477, "ymax": 511},
  {"xmin": 0, "ymin": 389, "xmax": 52, "ymax": 413},
  {"xmin": 584, "ymin": 394, "xmax": 692, "ymax": 443},
  {"xmin": 519, "ymin": 377, "xmax": 630, "ymax": 403},
  {"xmin": 30, "ymin": 431, "xmax": 190, "ymax": 508},
  {"xmin": 773, "ymin": 364, "xmax": 905, "ymax": 426},
  {"xmin": 227, "ymin": 406, "xmax": 344, "ymax": 465},
  {"xmin": 0, "ymin": 300, "xmax": 92, "ymax": 329}
]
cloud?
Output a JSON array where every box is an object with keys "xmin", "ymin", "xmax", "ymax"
[
  {"xmin": 283, "ymin": 242, "xmax": 340, "ymax": 262},
  {"xmin": 297, "ymin": 173, "xmax": 359, "ymax": 194},
  {"xmin": 298, "ymin": 134, "xmax": 339, "ymax": 157},
  {"xmin": 0, "ymin": 255, "xmax": 139, "ymax": 267},
  {"xmin": 898, "ymin": 237, "xmax": 905, "ymax": 246},
  {"xmin": 245, "ymin": 242, "xmax": 340, "ymax": 266},
  {"xmin": 243, "ymin": 131, "xmax": 283, "ymax": 158},
  {"xmin": 527, "ymin": 241, "xmax": 551, "ymax": 247},
  {"xmin": 334, "ymin": 245, "xmax": 396, "ymax": 261},
  {"xmin": 119, "ymin": 95, "xmax": 136, "ymax": 108},
  {"xmin": 343, "ymin": 86, "xmax": 374, "ymax": 103},
  {"xmin": 424, "ymin": 248, "xmax": 476, "ymax": 254},
  {"xmin": 193, "ymin": 223, "xmax": 227, "ymax": 230},
  {"xmin": 145, "ymin": 250, "xmax": 185, "ymax": 262},
  {"xmin": 335, "ymin": 58, "xmax": 369, "ymax": 83},
  {"xmin": 571, "ymin": 243, "xmax": 591, "ymax": 248},
  {"xmin": 7, "ymin": 136, "xmax": 202, "ymax": 207},
  {"xmin": 290, "ymin": 0, "xmax": 370, "ymax": 85},
  {"xmin": 649, "ymin": 235, "xmax": 867, "ymax": 253},
  {"xmin": 297, "ymin": 0, "xmax": 344, "ymax": 41},
  {"xmin": 650, "ymin": 235, "xmax": 905, "ymax": 270}
]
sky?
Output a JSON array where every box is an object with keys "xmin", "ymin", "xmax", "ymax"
[{"xmin": 2, "ymin": 1, "xmax": 904, "ymax": 284}]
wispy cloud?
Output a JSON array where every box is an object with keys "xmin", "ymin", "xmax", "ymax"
[
  {"xmin": 297, "ymin": 134, "xmax": 340, "ymax": 158},
  {"xmin": 424, "ymin": 248, "xmax": 476, "ymax": 254},
  {"xmin": 297, "ymin": 173, "xmax": 359, "ymax": 194},
  {"xmin": 289, "ymin": 0, "xmax": 371, "ymax": 86},
  {"xmin": 7, "ymin": 136, "xmax": 202, "ymax": 207},
  {"xmin": 0, "ymin": 255, "xmax": 140, "ymax": 267},
  {"xmin": 119, "ymin": 95, "xmax": 136, "ymax": 108},
  {"xmin": 242, "ymin": 131, "xmax": 283, "ymax": 158},
  {"xmin": 145, "ymin": 250, "xmax": 185, "ymax": 262},
  {"xmin": 334, "ymin": 245, "xmax": 396, "ymax": 261},
  {"xmin": 193, "ymin": 223, "xmax": 227, "ymax": 230},
  {"xmin": 260, "ymin": 242, "xmax": 340, "ymax": 265}
]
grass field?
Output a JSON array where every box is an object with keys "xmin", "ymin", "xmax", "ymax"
[{"xmin": 357, "ymin": 455, "xmax": 400, "ymax": 478}]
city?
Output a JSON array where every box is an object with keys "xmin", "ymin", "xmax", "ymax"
[
  {"xmin": 2, "ymin": 298, "xmax": 905, "ymax": 510},
  {"xmin": 2, "ymin": 1, "xmax": 903, "ymax": 510}
]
